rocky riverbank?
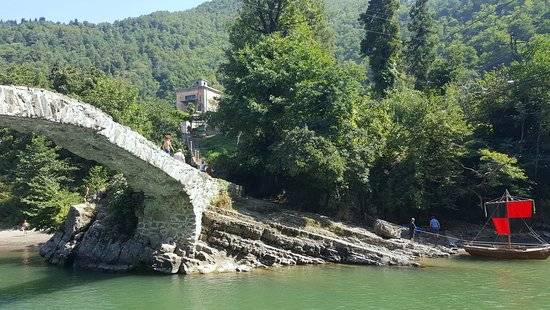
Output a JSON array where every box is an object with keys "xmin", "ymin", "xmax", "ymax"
[{"xmin": 40, "ymin": 198, "xmax": 458, "ymax": 275}]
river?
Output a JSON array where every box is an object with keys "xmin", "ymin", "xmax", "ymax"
[{"xmin": 1, "ymin": 247, "xmax": 550, "ymax": 309}]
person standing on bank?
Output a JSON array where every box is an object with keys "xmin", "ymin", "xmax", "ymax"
[
  {"xmin": 199, "ymin": 160, "xmax": 208, "ymax": 172},
  {"xmin": 430, "ymin": 216, "xmax": 441, "ymax": 233},
  {"xmin": 20, "ymin": 219, "xmax": 30, "ymax": 235},
  {"xmin": 408, "ymin": 218, "xmax": 416, "ymax": 240}
]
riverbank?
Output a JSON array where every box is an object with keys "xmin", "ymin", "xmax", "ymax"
[
  {"xmin": 40, "ymin": 198, "xmax": 458, "ymax": 274},
  {"xmin": 0, "ymin": 230, "xmax": 52, "ymax": 252}
]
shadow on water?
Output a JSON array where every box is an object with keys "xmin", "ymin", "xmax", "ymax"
[
  {"xmin": 453, "ymin": 253, "xmax": 549, "ymax": 264},
  {"xmin": 453, "ymin": 254, "xmax": 501, "ymax": 262},
  {"xmin": 1, "ymin": 274, "xmax": 91, "ymax": 305},
  {"xmin": 0, "ymin": 255, "xmax": 29, "ymax": 265},
  {"xmin": 0, "ymin": 251, "xmax": 131, "ymax": 307}
]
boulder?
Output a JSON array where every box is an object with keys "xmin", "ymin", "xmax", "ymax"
[
  {"xmin": 159, "ymin": 243, "xmax": 176, "ymax": 253},
  {"xmin": 373, "ymin": 219, "xmax": 403, "ymax": 239},
  {"xmin": 152, "ymin": 253, "xmax": 182, "ymax": 274}
]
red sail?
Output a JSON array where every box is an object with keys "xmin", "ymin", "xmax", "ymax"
[
  {"xmin": 492, "ymin": 218, "xmax": 510, "ymax": 235},
  {"xmin": 506, "ymin": 200, "xmax": 533, "ymax": 219}
]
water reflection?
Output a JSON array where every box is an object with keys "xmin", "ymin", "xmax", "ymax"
[{"xmin": 1, "ymin": 249, "xmax": 550, "ymax": 309}]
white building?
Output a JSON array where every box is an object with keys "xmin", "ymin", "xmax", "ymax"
[{"xmin": 176, "ymin": 80, "xmax": 222, "ymax": 114}]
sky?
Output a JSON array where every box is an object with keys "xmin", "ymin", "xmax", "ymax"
[{"xmin": 0, "ymin": 0, "xmax": 210, "ymax": 24}]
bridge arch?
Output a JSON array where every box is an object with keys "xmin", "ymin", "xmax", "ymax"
[{"xmin": 0, "ymin": 85, "xmax": 228, "ymax": 249}]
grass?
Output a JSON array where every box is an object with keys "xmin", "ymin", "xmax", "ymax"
[{"xmin": 196, "ymin": 134, "xmax": 237, "ymax": 163}]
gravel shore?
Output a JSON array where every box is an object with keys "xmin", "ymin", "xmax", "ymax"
[{"xmin": 0, "ymin": 230, "xmax": 52, "ymax": 252}]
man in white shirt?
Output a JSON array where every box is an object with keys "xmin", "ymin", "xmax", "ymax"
[{"xmin": 174, "ymin": 149, "xmax": 185, "ymax": 163}]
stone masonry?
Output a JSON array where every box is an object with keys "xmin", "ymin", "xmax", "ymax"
[{"xmin": 0, "ymin": 85, "xmax": 234, "ymax": 250}]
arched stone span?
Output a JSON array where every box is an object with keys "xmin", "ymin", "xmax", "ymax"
[{"xmin": 0, "ymin": 85, "xmax": 231, "ymax": 249}]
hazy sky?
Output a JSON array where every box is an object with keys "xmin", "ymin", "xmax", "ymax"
[{"xmin": 0, "ymin": 0, "xmax": 210, "ymax": 23}]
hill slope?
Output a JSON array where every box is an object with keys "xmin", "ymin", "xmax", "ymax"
[
  {"xmin": 0, "ymin": 0, "xmax": 546, "ymax": 98},
  {"xmin": 0, "ymin": 0, "xmax": 238, "ymax": 98}
]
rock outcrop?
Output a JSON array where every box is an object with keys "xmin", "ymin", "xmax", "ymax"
[
  {"xmin": 40, "ymin": 198, "xmax": 456, "ymax": 274},
  {"xmin": 374, "ymin": 219, "xmax": 405, "ymax": 239},
  {"xmin": 191, "ymin": 201, "xmax": 456, "ymax": 272},
  {"xmin": 40, "ymin": 204, "xmax": 96, "ymax": 266},
  {"xmin": 41, "ymin": 203, "xmax": 154, "ymax": 272}
]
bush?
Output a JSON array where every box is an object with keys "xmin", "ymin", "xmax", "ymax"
[
  {"xmin": 83, "ymin": 165, "xmax": 109, "ymax": 201},
  {"xmin": 104, "ymin": 175, "xmax": 142, "ymax": 235},
  {"xmin": 211, "ymin": 190, "xmax": 233, "ymax": 209}
]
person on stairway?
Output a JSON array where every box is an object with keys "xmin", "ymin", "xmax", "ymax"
[
  {"xmin": 174, "ymin": 149, "xmax": 185, "ymax": 163},
  {"xmin": 161, "ymin": 134, "xmax": 174, "ymax": 155}
]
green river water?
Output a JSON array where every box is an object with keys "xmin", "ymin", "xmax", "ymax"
[{"xmin": 1, "ymin": 247, "xmax": 550, "ymax": 310}]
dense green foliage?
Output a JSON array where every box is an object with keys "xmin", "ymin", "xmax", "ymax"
[
  {"xmin": 212, "ymin": 0, "xmax": 548, "ymax": 223},
  {"xmin": 365, "ymin": 88, "xmax": 471, "ymax": 214},
  {"xmin": 12, "ymin": 135, "xmax": 81, "ymax": 229},
  {"xmin": 406, "ymin": 0, "xmax": 435, "ymax": 90},
  {"xmin": 229, "ymin": 0, "xmax": 333, "ymax": 50},
  {"xmin": 464, "ymin": 35, "xmax": 550, "ymax": 202},
  {"xmin": 216, "ymin": 1, "xmax": 363, "ymax": 207}
]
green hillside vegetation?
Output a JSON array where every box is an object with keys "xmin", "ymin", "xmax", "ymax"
[
  {"xmin": 0, "ymin": 0, "xmax": 239, "ymax": 98},
  {"xmin": 0, "ymin": 0, "xmax": 546, "ymax": 98}
]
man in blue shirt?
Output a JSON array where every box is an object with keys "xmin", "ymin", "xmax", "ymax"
[{"xmin": 430, "ymin": 216, "xmax": 441, "ymax": 233}]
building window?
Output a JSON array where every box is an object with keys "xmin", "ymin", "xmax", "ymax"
[{"xmin": 184, "ymin": 95, "xmax": 197, "ymax": 101}]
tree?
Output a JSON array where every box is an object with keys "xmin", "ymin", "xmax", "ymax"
[
  {"xmin": 229, "ymin": 0, "xmax": 333, "ymax": 50},
  {"xmin": 0, "ymin": 64, "xmax": 50, "ymax": 88},
  {"xmin": 83, "ymin": 165, "xmax": 109, "ymax": 201},
  {"xmin": 462, "ymin": 149, "xmax": 529, "ymax": 207},
  {"xmin": 216, "ymin": 0, "xmax": 362, "ymax": 208},
  {"xmin": 13, "ymin": 136, "xmax": 80, "ymax": 230},
  {"xmin": 271, "ymin": 127, "xmax": 346, "ymax": 208},
  {"xmin": 406, "ymin": 0, "xmax": 436, "ymax": 90},
  {"xmin": 465, "ymin": 35, "xmax": 550, "ymax": 200},
  {"xmin": 367, "ymin": 87, "xmax": 471, "ymax": 217},
  {"xmin": 359, "ymin": 0, "xmax": 401, "ymax": 95}
]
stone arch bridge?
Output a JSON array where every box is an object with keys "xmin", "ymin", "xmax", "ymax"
[{"xmin": 0, "ymin": 85, "xmax": 236, "ymax": 252}]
